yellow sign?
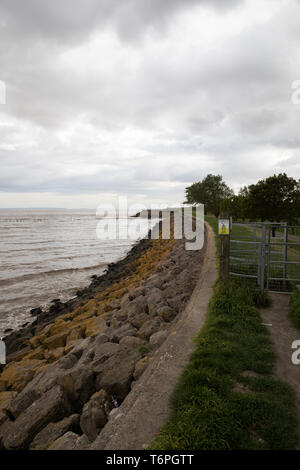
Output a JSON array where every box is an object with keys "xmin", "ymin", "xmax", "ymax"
[{"xmin": 218, "ymin": 219, "xmax": 230, "ymax": 235}]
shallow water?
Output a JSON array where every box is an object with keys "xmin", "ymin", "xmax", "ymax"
[{"xmin": 0, "ymin": 209, "xmax": 153, "ymax": 336}]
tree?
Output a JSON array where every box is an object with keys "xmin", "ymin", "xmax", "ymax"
[
  {"xmin": 220, "ymin": 194, "xmax": 248, "ymax": 220},
  {"xmin": 238, "ymin": 186, "xmax": 250, "ymax": 198},
  {"xmin": 246, "ymin": 173, "xmax": 300, "ymax": 235},
  {"xmin": 184, "ymin": 174, "xmax": 233, "ymax": 217}
]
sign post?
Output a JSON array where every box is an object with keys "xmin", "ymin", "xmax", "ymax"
[{"xmin": 219, "ymin": 213, "xmax": 230, "ymax": 281}]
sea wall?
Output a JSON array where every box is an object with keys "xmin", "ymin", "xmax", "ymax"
[{"xmin": 0, "ymin": 224, "xmax": 207, "ymax": 450}]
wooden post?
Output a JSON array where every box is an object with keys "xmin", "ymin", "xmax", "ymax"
[{"xmin": 219, "ymin": 212, "xmax": 230, "ymax": 281}]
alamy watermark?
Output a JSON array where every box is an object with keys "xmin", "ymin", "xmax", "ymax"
[
  {"xmin": 291, "ymin": 340, "xmax": 300, "ymax": 365},
  {"xmin": 0, "ymin": 340, "xmax": 6, "ymax": 365},
  {"xmin": 0, "ymin": 80, "xmax": 6, "ymax": 105},
  {"xmin": 96, "ymin": 198, "xmax": 204, "ymax": 251}
]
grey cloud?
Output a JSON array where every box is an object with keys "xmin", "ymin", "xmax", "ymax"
[
  {"xmin": 0, "ymin": 0, "xmax": 300, "ymax": 207},
  {"xmin": 231, "ymin": 109, "xmax": 285, "ymax": 135},
  {"xmin": 0, "ymin": 0, "xmax": 242, "ymax": 44}
]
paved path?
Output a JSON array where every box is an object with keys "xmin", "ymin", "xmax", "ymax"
[
  {"xmin": 260, "ymin": 293, "xmax": 300, "ymax": 447},
  {"xmin": 89, "ymin": 223, "xmax": 217, "ymax": 450}
]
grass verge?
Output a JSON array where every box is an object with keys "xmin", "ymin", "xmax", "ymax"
[
  {"xmin": 150, "ymin": 279, "xmax": 298, "ymax": 450},
  {"xmin": 290, "ymin": 288, "xmax": 300, "ymax": 329},
  {"xmin": 150, "ymin": 217, "xmax": 298, "ymax": 450}
]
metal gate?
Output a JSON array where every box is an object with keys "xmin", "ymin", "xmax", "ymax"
[{"xmin": 229, "ymin": 222, "xmax": 300, "ymax": 293}]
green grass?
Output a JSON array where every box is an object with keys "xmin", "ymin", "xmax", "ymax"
[
  {"xmin": 290, "ymin": 288, "xmax": 300, "ymax": 329},
  {"xmin": 150, "ymin": 279, "xmax": 298, "ymax": 450}
]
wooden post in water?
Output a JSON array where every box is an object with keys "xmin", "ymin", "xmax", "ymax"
[{"xmin": 219, "ymin": 212, "xmax": 231, "ymax": 281}]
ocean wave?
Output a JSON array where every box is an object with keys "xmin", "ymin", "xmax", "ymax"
[{"xmin": 0, "ymin": 263, "xmax": 107, "ymax": 287}]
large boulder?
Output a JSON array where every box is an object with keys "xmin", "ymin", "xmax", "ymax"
[
  {"xmin": 133, "ymin": 356, "xmax": 151, "ymax": 380},
  {"xmin": 58, "ymin": 366, "xmax": 96, "ymax": 409},
  {"xmin": 127, "ymin": 296, "xmax": 148, "ymax": 315},
  {"xmin": 157, "ymin": 305, "xmax": 176, "ymax": 322},
  {"xmin": 29, "ymin": 414, "xmax": 80, "ymax": 450},
  {"xmin": 79, "ymin": 389, "xmax": 110, "ymax": 441},
  {"xmin": 110, "ymin": 324, "xmax": 137, "ymax": 343},
  {"xmin": 92, "ymin": 342, "xmax": 120, "ymax": 367},
  {"xmin": 0, "ymin": 359, "xmax": 46, "ymax": 392},
  {"xmin": 167, "ymin": 293, "xmax": 188, "ymax": 312},
  {"xmin": 119, "ymin": 336, "xmax": 143, "ymax": 349},
  {"xmin": 161, "ymin": 285, "xmax": 175, "ymax": 299},
  {"xmin": 127, "ymin": 312, "xmax": 149, "ymax": 329},
  {"xmin": 48, "ymin": 431, "xmax": 90, "ymax": 450},
  {"xmin": 9, "ymin": 338, "xmax": 110, "ymax": 419},
  {"xmin": 146, "ymin": 288, "xmax": 165, "ymax": 316},
  {"xmin": 96, "ymin": 349, "xmax": 139, "ymax": 400},
  {"xmin": 0, "ymin": 391, "xmax": 18, "ymax": 412},
  {"xmin": 1, "ymin": 385, "xmax": 72, "ymax": 450},
  {"xmin": 149, "ymin": 330, "xmax": 168, "ymax": 349},
  {"xmin": 137, "ymin": 318, "xmax": 161, "ymax": 340},
  {"xmin": 145, "ymin": 273, "xmax": 164, "ymax": 289},
  {"xmin": 0, "ymin": 391, "xmax": 18, "ymax": 427},
  {"xmin": 84, "ymin": 317, "xmax": 107, "ymax": 337},
  {"xmin": 44, "ymin": 332, "xmax": 67, "ymax": 350}
]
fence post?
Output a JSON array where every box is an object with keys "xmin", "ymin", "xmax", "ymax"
[
  {"xmin": 219, "ymin": 213, "xmax": 230, "ymax": 281},
  {"xmin": 253, "ymin": 222, "xmax": 257, "ymax": 265},
  {"xmin": 258, "ymin": 223, "xmax": 266, "ymax": 291},
  {"xmin": 283, "ymin": 222, "xmax": 288, "ymax": 289},
  {"xmin": 283, "ymin": 222, "xmax": 288, "ymax": 279}
]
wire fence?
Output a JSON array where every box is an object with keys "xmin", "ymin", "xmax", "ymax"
[{"xmin": 230, "ymin": 222, "xmax": 300, "ymax": 293}]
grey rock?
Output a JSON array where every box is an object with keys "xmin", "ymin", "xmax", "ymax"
[
  {"xmin": 1, "ymin": 385, "xmax": 72, "ymax": 450},
  {"xmin": 92, "ymin": 341, "xmax": 120, "ymax": 367},
  {"xmin": 10, "ymin": 387, "xmax": 43, "ymax": 419},
  {"xmin": 58, "ymin": 366, "xmax": 95, "ymax": 408},
  {"xmin": 127, "ymin": 311, "xmax": 149, "ymax": 329},
  {"xmin": 127, "ymin": 296, "xmax": 148, "ymax": 315},
  {"xmin": 133, "ymin": 356, "xmax": 150, "ymax": 380},
  {"xmin": 0, "ymin": 411, "xmax": 8, "ymax": 428},
  {"xmin": 120, "ymin": 294, "xmax": 131, "ymax": 311},
  {"xmin": 149, "ymin": 330, "xmax": 168, "ymax": 348},
  {"xmin": 162, "ymin": 285, "xmax": 175, "ymax": 299},
  {"xmin": 145, "ymin": 274, "xmax": 164, "ymax": 289},
  {"xmin": 167, "ymin": 295, "xmax": 187, "ymax": 312},
  {"xmin": 146, "ymin": 288, "xmax": 165, "ymax": 315},
  {"xmin": 110, "ymin": 318, "xmax": 124, "ymax": 329},
  {"xmin": 96, "ymin": 350, "xmax": 138, "ymax": 400},
  {"xmin": 111, "ymin": 324, "xmax": 137, "ymax": 342},
  {"xmin": 105, "ymin": 299, "xmax": 120, "ymax": 311},
  {"xmin": 127, "ymin": 288, "xmax": 145, "ymax": 301},
  {"xmin": 114, "ymin": 310, "xmax": 128, "ymax": 322},
  {"xmin": 0, "ymin": 391, "xmax": 18, "ymax": 431},
  {"xmin": 119, "ymin": 336, "xmax": 143, "ymax": 349},
  {"xmin": 137, "ymin": 318, "xmax": 161, "ymax": 340},
  {"xmin": 94, "ymin": 333, "xmax": 109, "ymax": 347},
  {"xmin": 48, "ymin": 431, "xmax": 81, "ymax": 450},
  {"xmin": 29, "ymin": 414, "xmax": 80, "ymax": 450},
  {"xmin": 157, "ymin": 305, "xmax": 176, "ymax": 322},
  {"xmin": 80, "ymin": 389, "xmax": 110, "ymax": 441}
]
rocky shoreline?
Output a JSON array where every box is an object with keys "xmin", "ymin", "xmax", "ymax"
[
  {"xmin": 3, "ymin": 232, "xmax": 158, "ymax": 359},
  {"xmin": 0, "ymin": 222, "xmax": 207, "ymax": 450}
]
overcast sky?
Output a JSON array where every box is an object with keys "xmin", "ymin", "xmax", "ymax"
[{"xmin": 0, "ymin": 0, "xmax": 300, "ymax": 209}]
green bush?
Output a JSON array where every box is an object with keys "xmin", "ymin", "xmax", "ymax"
[{"xmin": 138, "ymin": 345, "xmax": 149, "ymax": 357}]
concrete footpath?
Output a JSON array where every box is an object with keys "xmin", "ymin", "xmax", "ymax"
[{"xmin": 89, "ymin": 223, "xmax": 217, "ymax": 450}]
